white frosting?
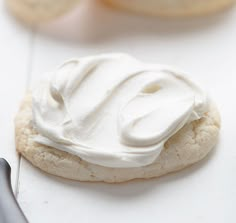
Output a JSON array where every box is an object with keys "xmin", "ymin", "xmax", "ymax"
[{"xmin": 32, "ymin": 53, "xmax": 208, "ymax": 168}]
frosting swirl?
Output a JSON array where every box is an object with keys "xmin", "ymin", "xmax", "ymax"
[{"xmin": 32, "ymin": 53, "xmax": 208, "ymax": 168}]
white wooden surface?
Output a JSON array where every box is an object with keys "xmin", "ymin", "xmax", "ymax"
[
  {"xmin": 0, "ymin": 0, "xmax": 32, "ymax": 190},
  {"xmin": 1, "ymin": 0, "xmax": 236, "ymax": 222}
]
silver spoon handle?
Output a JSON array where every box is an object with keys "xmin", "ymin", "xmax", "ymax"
[{"xmin": 0, "ymin": 158, "xmax": 28, "ymax": 223}]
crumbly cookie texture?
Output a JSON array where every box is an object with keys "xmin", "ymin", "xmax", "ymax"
[
  {"xmin": 6, "ymin": 0, "xmax": 79, "ymax": 24},
  {"xmin": 15, "ymin": 94, "xmax": 220, "ymax": 183},
  {"xmin": 103, "ymin": 0, "xmax": 235, "ymax": 17}
]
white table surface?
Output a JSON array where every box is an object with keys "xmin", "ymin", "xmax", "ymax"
[{"xmin": 0, "ymin": 0, "xmax": 235, "ymax": 222}]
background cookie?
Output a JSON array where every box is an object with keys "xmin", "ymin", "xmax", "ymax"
[
  {"xmin": 6, "ymin": 0, "xmax": 79, "ymax": 24},
  {"xmin": 103, "ymin": 0, "xmax": 235, "ymax": 17},
  {"xmin": 15, "ymin": 94, "xmax": 220, "ymax": 183}
]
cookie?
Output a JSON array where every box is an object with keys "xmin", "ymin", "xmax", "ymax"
[
  {"xmin": 103, "ymin": 0, "xmax": 234, "ymax": 17},
  {"xmin": 6, "ymin": 0, "xmax": 79, "ymax": 23},
  {"xmin": 15, "ymin": 54, "xmax": 221, "ymax": 183}
]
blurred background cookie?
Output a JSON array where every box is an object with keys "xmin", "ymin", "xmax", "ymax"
[
  {"xmin": 103, "ymin": 0, "xmax": 235, "ymax": 17},
  {"xmin": 6, "ymin": 0, "xmax": 80, "ymax": 24}
]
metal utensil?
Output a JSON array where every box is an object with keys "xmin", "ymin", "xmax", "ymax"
[{"xmin": 0, "ymin": 158, "xmax": 28, "ymax": 223}]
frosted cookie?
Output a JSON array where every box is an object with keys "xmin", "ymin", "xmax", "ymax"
[
  {"xmin": 15, "ymin": 53, "xmax": 220, "ymax": 183},
  {"xmin": 102, "ymin": 0, "xmax": 235, "ymax": 17},
  {"xmin": 6, "ymin": 0, "xmax": 79, "ymax": 24}
]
